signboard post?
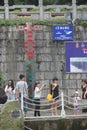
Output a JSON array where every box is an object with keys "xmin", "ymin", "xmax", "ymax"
[{"xmin": 53, "ymin": 25, "xmax": 74, "ymax": 40}]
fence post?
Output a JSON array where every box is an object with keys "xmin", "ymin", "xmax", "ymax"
[
  {"xmin": 61, "ymin": 91, "xmax": 65, "ymax": 116},
  {"xmin": 21, "ymin": 93, "xmax": 24, "ymax": 114},
  {"xmin": 39, "ymin": 0, "xmax": 44, "ymax": 20},
  {"xmin": 4, "ymin": 0, "xmax": 9, "ymax": 19}
]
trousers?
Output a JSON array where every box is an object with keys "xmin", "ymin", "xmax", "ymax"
[{"xmin": 34, "ymin": 99, "xmax": 40, "ymax": 116}]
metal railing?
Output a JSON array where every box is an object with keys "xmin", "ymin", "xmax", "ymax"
[{"xmin": 20, "ymin": 91, "xmax": 87, "ymax": 118}]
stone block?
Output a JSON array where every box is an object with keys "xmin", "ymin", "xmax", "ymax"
[
  {"xmin": 50, "ymin": 62, "xmax": 61, "ymax": 71},
  {"xmin": 55, "ymin": 72, "xmax": 62, "ymax": 80},
  {"xmin": 35, "ymin": 32, "xmax": 44, "ymax": 40},
  {"xmin": 36, "ymin": 47, "xmax": 51, "ymax": 54},
  {"xmin": 1, "ymin": 47, "xmax": 7, "ymax": 55},
  {"xmin": 65, "ymin": 80, "xmax": 77, "ymax": 89},
  {"xmin": 17, "ymin": 62, "xmax": 25, "ymax": 72},
  {"xmin": 1, "ymin": 62, "xmax": 8, "ymax": 73},
  {"xmin": 1, "ymin": 54, "xmax": 6, "ymax": 62},
  {"xmin": 0, "ymin": 48, "xmax": 2, "ymax": 54},
  {"xmin": 70, "ymin": 74, "xmax": 81, "ymax": 79},
  {"xmin": 44, "ymin": 72, "xmax": 61, "ymax": 80},
  {"xmin": 35, "ymin": 40, "xmax": 43, "ymax": 46},
  {"xmin": 64, "ymin": 74, "xmax": 70, "ymax": 80},
  {"xmin": 42, "ymin": 26, "xmax": 51, "ymax": 31},
  {"xmin": 81, "ymin": 73, "xmax": 87, "ymax": 79},
  {"xmin": 0, "ymin": 57, "xmax": 1, "ymax": 62},
  {"xmin": 38, "ymin": 54, "xmax": 52, "ymax": 61},
  {"xmin": 39, "ymin": 62, "xmax": 50, "ymax": 71},
  {"xmin": 0, "ymin": 33, "xmax": 6, "ymax": 39},
  {"xmin": 16, "ymin": 55, "xmax": 25, "ymax": 61},
  {"xmin": 43, "ymin": 32, "xmax": 50, "ymax": 40},
  {"xmin": 35, "ymin": 72, "xmax": 44, "ymax": 80}
]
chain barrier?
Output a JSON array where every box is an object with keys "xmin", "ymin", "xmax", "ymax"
[
  {"xmin": 20, "ymin": 92, "xmax": 87, "ymax": 118},
  {"xmin": 24, "ymin": 125, "xmax": 33, "ymax": 130}
]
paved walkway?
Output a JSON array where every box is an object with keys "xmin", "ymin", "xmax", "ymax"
[{"xmin": 25, "ymin": 108, "xmax": 84, "ymax": 118}]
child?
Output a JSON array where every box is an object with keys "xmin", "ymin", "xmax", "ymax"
[{"xmin": 73, "ymin": 91, "xmax": 81, "ymax": 115}]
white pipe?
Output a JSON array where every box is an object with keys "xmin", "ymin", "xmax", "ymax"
[{"xmin": 61, "ymin": 91, "xmax": 65, "ymax": 116}]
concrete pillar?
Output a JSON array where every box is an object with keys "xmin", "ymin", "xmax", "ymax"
[
  {"xmin": 4, "ymin": 0, "xmax": 9, "ymax": 19},
  {"xmin": 39, "ymin": 0, "xmax": 44, "ymax": 20},
  {"xmin": 72, "ymin": 0, "xmax": 77, "ymax": 20}
]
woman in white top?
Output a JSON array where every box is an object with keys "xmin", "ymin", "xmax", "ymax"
[
  {"xmin": 5, "ymin": 79, "xmax": 15, "ymax": 100},
  {"xmin": 34, "ymin": 81, "xmax": 44, "ymax": 117}
]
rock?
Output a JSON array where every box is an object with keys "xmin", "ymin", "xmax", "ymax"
[
  {"xmin": 0, "ymin": 87, "xmax": 7, "ymax": 104},
  {"xmin": 0, "ymin": 100, "xmax": 24, "ymax": 130}
]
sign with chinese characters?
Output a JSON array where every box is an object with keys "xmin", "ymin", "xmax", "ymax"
[
  {"xmin": 66, "ymin": 42, "xmax": 87, "ymax": 73},
  {"xmin": 53, "ymin": 25, "xmax": 74, "ymax": 40}
]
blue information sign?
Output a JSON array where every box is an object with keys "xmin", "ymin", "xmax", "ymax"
[
  {"xmin": 66, "ymin": 42, "xmax": 87, "ymax": 73},
  {"xmin": 53, "ymin": 25, "xmax": 74, "ymax": 40}
]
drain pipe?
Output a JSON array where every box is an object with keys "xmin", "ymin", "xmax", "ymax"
[
  {"xmin": 61, "ymin": 91, "xmax": 65, "ymax": 117},
  {"xmin": 21, "ymin": 93, "xmax": 24, "ymax": 115}
]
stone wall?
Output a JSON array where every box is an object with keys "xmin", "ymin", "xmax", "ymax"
[
  {"xmin": 24, "ymin": 117, "xmax": 87, "ymax": 130},
  {"xmin": 0, "ymin": 26, "xmax": 25, "ymax": 82},
  {"xmin": 0, "ymin": 25, "xmax": 87, "ymax": 96}
]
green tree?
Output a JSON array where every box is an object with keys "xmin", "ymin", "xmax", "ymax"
[
  {"xmin": 0, "ymin": 69, "xmax": 4, "ymax": 87},
  {"xmin": 0, "ymin": 0, "xmax": 86, "ymax": 7}
]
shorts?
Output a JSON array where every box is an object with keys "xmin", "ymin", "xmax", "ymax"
[{"xmin": 74, "ymin": 105, "xmax": 79, "ymax": 110}]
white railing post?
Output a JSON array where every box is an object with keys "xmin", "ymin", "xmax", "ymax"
[
  {"xmin": 39, "ymin": 0, "xmax": 44, "ymax": 20},
  {"xmin": 72, "ymin": 0, "xmax": 77, "ymax": 21},
  {"xmin": 4, "ymin": 0, "xmax": 9, "ymax": 19},
  {"xmin": 21, "ymin": 93, "xmax": 24, "ymax": 114},
  {"xmin": 61, "ymin": 91, "xmax": 65, "ymax": 117}
]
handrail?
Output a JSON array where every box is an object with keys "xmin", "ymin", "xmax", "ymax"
[
  {"xmin": 23, "ymin": 104, "xmax": 62, "ymax": 112},
  {"xmin": 24, "ymin": 95, "xmax": 61, "ymax": 103},
  {"xmin": 24, "ymin": 125, "xmax": 33, "ymax": 130},
  {"xmin": 23, "ymin": 100, "xmax": 61, "ymax": 107},
  {"xmin": 20, "ymin": 92, "xmax": 87, "ymax": 117}
]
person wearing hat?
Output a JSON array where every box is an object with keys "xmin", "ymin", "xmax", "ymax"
[{"xmin": 73, "ymin": 91, "xmax": 81, "ymax": 115}]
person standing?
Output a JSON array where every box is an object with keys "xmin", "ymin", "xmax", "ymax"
[
  {"xmin": 81, "ymin": 79, "xmax": 87, "ymax": 113},
  {"xmin": 73, "ymin": 91, "xmax": 81, "ymax": 115},
  {"xmin": 15, "ymin": 74, "xmax": 29, "ymax": 116},
  {"xmin": 5, "ymin": 79, "xmax": 15, "ymax": 100},
  {"xmin": 34, "ymin": 81, "xmax": 44, "ymax": 117},
  {"xmin": 81, "ymin": 79, "xmax": 87, "ymax": 99},
  {"xmin": 0, "ymin": 87, "xmax": 7, "ymax": 111},
  {"xmin": 50, "ymin": 77, "xmax": 59, "ymax": 116}
]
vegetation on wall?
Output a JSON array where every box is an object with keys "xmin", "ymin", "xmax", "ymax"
[
  {"xmin": 0, "ymin": 69, "xmax": 5, "ymax": 87},
  {"xmin": 61, "ymin": 8, "xmax": 71, "ymax": 12},
  {"xmin": 44, "ymin": 8, "xmax": 55, "ymax": 12},
  {"xmin": 0, "ymin": 19, "xmax": 87, "ymax": 27},
  {"xmin": 61, "ymin": 7, "xmax": 87, "ymax": 12}
]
